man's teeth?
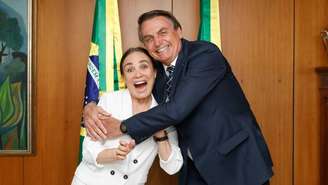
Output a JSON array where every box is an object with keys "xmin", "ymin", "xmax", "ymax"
[{"xmin": 157, "ymin": 46, "xmax": 168, "ymax": 53}]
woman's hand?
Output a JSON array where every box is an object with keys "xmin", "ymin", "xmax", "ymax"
[
  {"xmin": 96, "ymin": 139, "xmax": 136, "ymax": 164},
  {"xmin": 114, "ymin": 140, "xmax": 136, "ymax": 160},
  {"xmin": 83, "ymin": 102, "xmax": 111, "ymax": 140}
]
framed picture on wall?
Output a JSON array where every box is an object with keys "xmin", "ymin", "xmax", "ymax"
[{"xmin": 0, "ymin": 0, "xmax": 33, "ymax": 154}]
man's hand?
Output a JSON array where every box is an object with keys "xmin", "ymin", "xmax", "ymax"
[
  {"xmin": 83, "ymin": 102, "xmax": 111, "ymax": 140},
  {"xmin": 102, "ymin": 116, "xmax": 124, "ymax": 139}
]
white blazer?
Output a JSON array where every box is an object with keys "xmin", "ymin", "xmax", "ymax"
[{"xmin": 72, "ymin": 90, "xmax": 183, "ymax": 185}]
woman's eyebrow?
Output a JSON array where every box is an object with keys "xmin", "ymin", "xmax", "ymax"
[
  {"xmin": 139, "ymin": 60, "xmax": 150, "ymax": 64},
  {"xmin": 123, "ymin": 62, "xmax": 133, "ymax": 68}
]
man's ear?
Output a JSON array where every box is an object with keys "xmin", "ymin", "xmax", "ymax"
[{"xmin": 177, "ymin": 28, "xmax": 182, "ymax": 39}]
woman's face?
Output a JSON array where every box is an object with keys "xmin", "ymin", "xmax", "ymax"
[{"xmin": 122, "ymin": 51, "xmax": 156, "ymax": 100}]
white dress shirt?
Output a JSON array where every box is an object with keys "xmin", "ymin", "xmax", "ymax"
[
  {"xmin": 72, "ymin": 89, "xmax": 183, "ymax": 185},
  {"xmin": 163, "ymin": 56, "xmax": 177, "ymax": 75}
]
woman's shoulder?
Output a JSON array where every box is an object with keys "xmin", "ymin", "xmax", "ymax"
[
  {"xmin": 98, "ymin": 89, "xmax": 129, "ymax": 113},
  {"xmin": 100, "ymin": 89, "xmax": 128, "ymax": 99},
  {"xmin": 150, "ymin": 94, "xmax": 158, "ymax": 108}
]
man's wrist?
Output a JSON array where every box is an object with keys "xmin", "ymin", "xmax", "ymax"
[{"xmin": 120, "ymin": 121, "xmax": 128, "ymax": 134}]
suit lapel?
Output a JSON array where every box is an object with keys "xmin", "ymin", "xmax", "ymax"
[
  {"xmin": 153, "ymin": 62, "xmax": 167, "ymax": 104},
  {"xmin": 153, "ymin": 39, "xmax": 188, "ymax": 103},
  {"xmin": 170, "ymin": 39, "xmax": 187, "ymax": 99}
]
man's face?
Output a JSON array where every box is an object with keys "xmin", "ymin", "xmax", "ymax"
[{"xmin": 140, "ymin": 16, "xmax": 182, "ymax": 66}]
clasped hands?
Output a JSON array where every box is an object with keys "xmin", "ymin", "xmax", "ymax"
[
  {"xmin": 110, "ymin": 139, "xmax": 136, "ymax": 161},
  {"xmin": 84, "ymin": 103, "xmax": 136, "ymax": 161},
  {"xmin": 96, "ymin": 139, "xmax": 135, "ymax": 164}
]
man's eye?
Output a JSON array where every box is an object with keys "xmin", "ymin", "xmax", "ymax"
[
  {"xmin": 159, "ymin": 30, "xmax": 167, "ymax": 35},
  {"xmin": 143, "ymin": 37, "xmax": 153, "ymax": 43}
]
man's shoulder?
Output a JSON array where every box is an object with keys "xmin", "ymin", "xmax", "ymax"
[
  {"xmin": 183, "ymin": 39, "xmax": 218, "ymax": 51},
  {"xmin": 182, "ymin": 39, "xmax": 221, "ymax": 59}
]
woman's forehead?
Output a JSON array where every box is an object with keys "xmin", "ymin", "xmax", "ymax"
[{"xmin": 123, "ymin": 52, "xmax": 151, "ymax": 64}]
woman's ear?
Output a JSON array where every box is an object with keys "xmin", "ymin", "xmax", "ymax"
[{"xmin": 121, "ymin": 75, "xmax": 126, "ymax": 84}]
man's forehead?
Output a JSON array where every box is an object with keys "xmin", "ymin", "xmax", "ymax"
[{"xmin": 141, "ymin": 16, "xmax": 174, "ymax": 33}]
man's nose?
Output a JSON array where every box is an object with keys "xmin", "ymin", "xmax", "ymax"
[{"xmin": 154, "ymin": 36, "xmax": 161, "ymax": 46}]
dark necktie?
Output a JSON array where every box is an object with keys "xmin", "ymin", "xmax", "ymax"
[{"xmin": 165, "ymin": 65, "xmax": 175, "ymax": 102}]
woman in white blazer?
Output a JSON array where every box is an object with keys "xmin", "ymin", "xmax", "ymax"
[{"xmin": 72, "ymin": 47, "xmax": 183, "ymax": 185}]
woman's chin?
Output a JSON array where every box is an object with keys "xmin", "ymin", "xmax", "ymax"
[{"xmin": 130, "ymin": 90, "xmax": 151, "ymax": 100}]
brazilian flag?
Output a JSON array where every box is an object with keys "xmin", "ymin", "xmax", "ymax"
[
  {"xmin": 79, "ymin": 0, "xmax": 124, "ymax": 162},
  {"xmin": 198, "ymin": 0, "xmax": 222, "ymax": 50}
]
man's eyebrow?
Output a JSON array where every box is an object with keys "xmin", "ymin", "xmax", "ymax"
[
  {"xmin": 158, "ymin": 28, "xmax": 168, "ymax": 32},
  {"xmin": 142, "ymin": 35, "xmax": 153, "ymax": 40},
  {"xmin": 142, "ymin": 27, "xmax": 167, "ymax": 39}
]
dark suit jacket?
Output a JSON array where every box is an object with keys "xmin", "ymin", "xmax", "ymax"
[{"xmin": 123, "ymin": 39, "xmax": 273, "ymax": 185}]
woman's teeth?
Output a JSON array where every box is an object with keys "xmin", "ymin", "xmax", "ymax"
[{"xmin": 134, "ymin": 81, "xmax": 147, "ymax": 88}]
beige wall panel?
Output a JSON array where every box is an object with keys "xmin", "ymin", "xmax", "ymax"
[
  {"xmin": 0, "ymin": 0, "xmax": 325, "ymax": 184},
  {"xmin": 294, "ymin": 0, "xmax": 328, "ymax": 184},
  {"xmin": 173, "ymin": 0, "xmax": 200, "ymax": 41},
  {"xmin": 0, "ymin": 158, "xmax": 23, "ymax": 185},
  {"xmin": 22, "ymin": 0, "xmax": 94, "ymax": 185},
  {"xmin": 220, "ymin": 0, "xmax": 294, "ymax": 185},
  {"xmin": 118, "ymin": 0, "xmax": 171, "ymax": 51}
]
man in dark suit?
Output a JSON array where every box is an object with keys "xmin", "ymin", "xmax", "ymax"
[{"xmin": 84, "ymin": 10, "xmax": 273, "ymax": 185}]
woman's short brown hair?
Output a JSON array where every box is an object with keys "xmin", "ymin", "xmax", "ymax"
[{"xmin": 120, "ymin": 47, "xmax": 157, "ymax": 75}]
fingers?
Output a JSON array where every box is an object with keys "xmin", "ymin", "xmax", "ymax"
[
  {"xmin": 94, "ymin": 119, "xmax": 107, "ymax": 138},
  {"xmin": 126, "ymin": 140, "xmax": 135, "ymax": 149},
  {"xmin": 119, "ymin": 140, "xmax": 135, "ymax": 150},
  {"xmin": 101, "ymin": 117, "xmax": 123, "ymax": 139},
  {"xmin": 97, "ymin": 106, "xmax": 111, "ymax": 117},
  {"xmin": 85, "ymin": 118, "xmax": 107, "ymax": 139},
  {"xmin": 129, "ymin": 140, "xmax": 136, "ymax": 148},
  {"xmin": 85, "ymin": 119, "xmax": 103, "ymax": 141},
  {"xmin": 86, "ymin": 128, "xmax": 97, "ymax": 141},
  {"xmin": 114, "ymin": 147, "xmax": 129, "ymax": 160},
  {"xmin": 114, "ymin": 150, "xmax": 128, "ymax": 160},
  {"xmin": 118, "ymin": 141, "xmax": 132, "ymax": 153},
  {"xmin": 83, "ymin": 103, "xmax": 108, "ymax": 140},
  {"xmin": 113, "ymin": 140, "xmax": 135, "ymax": 160}
]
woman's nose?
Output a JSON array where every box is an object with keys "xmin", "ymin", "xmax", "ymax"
[{"xmin": 135, "ymin": 70, "xmax": 142, "ymax": 77}]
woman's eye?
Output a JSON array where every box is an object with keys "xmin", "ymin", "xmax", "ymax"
[
  {"xmin": 140, "ymin": 64, "xmax": 149, "ymax": 69},
  {"xmin": 126, "ymin": 67, "xmax": 134, "ymax": 73}
]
